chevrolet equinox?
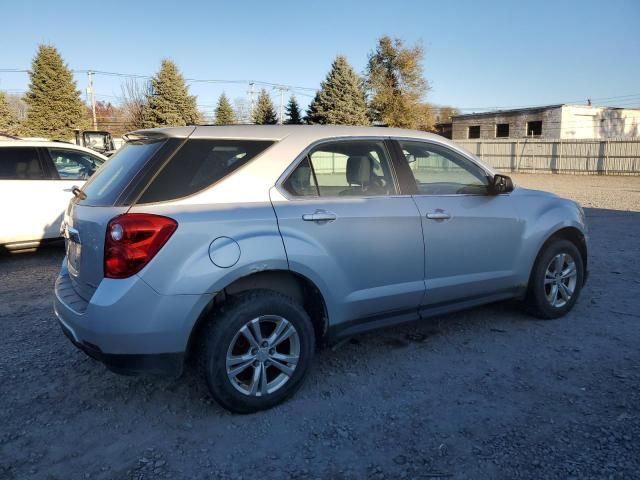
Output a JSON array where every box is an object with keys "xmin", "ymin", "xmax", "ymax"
[{"xmin": 54, "ymin": 126, "xmax": 588, "ymax": 413}]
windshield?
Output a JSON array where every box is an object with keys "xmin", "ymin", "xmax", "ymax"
[{"xmin": 79, "ymin": 140, "xmax": 166, "ymax": 206}]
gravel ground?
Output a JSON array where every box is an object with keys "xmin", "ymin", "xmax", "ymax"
[{"xmin": 1, "ymin": 174, "xmax": 639, "ymax": 480}]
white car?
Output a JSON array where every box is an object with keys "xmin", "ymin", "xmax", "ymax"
[{"xmin": 0, "ymin": 139, "xmax": 107, "ymax": 250}]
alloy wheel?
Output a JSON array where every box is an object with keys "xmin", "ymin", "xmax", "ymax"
[
  {"xmin": 544, "ymin": 253, "xmax": 578, "ymax": 308},
  {"xmin": 225, "ymin": 315, "xmax": 300, "ymax": 397}
]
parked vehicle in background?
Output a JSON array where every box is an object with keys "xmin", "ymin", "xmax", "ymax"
[
  {"xmin": 0, "ymin": 139, "xmax": 107, "ymax": 250},
  {"xmin": 73, "ymin": 129, "xmax": 117, "ymax": 157},
  {"xmin": 53, "ymin": 125, "xmax": 588, "ymax": 413}
]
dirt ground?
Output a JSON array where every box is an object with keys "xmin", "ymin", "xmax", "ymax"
[{"xmin": 1, "ymin": 173, "xmax": 639, "ymax": 480}]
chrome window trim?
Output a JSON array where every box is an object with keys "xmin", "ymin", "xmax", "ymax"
[{"xmin": 275, "ymin": 135, "xmax": 506, "ymax": 201}]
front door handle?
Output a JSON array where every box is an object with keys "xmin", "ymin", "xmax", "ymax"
[
  {"xmin": 426, "ymin": 211, "xmax": 451, "ymax": 220},
  {"xmin": 302, "ymin": 211, "xmax": 337, "ymax": 222}
]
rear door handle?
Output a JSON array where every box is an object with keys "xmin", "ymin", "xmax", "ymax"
[
  {"xmin": 426, "ymin": 211, "xmax": 451, "ymax": 220},
  {"xmin": 302, "ymin": 211, "xmax": 337, "ymax": 222}
]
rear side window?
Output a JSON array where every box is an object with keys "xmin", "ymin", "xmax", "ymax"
[
  {"xmin": 0, "ymin": 147, "xmax": 46, "ymax": 180},
  {"xmin": 137, "ymin": 139, "xmax": 273, "ymax": 204},
  {"xmin": 80, "ymin": 140, "xmax": 166, "ymax": 206},
  {"xmin": 48, "ymin": 148, "xmax": 104, "ymax": 180},
  {"xmin": 283, "ymin": 140, "xmax": 397, "ymax": 198}
]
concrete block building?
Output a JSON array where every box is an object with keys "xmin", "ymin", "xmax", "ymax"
[{"xmin": 447, "ymin": 104, "xmax": 640, "ymax": 140}]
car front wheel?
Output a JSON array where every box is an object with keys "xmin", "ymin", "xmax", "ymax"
[
  {"xmin": 525, "ymin": 239, "xmax": 584, "ymax": 319},
  {"xmin": 199, "ymin": 290, "xmax": 315, "ymax": 414}
]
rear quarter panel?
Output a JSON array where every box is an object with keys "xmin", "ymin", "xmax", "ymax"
[{"xmin": 129, "ymin": 202, "xmax": 288, "ymax": 296}]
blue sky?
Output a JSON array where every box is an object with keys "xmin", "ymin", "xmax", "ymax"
[{"xmin": 1, "ymin": 0, "xmax": 639, "ymax": 118}]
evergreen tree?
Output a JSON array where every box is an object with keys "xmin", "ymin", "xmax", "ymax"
[
  {"xmin": 143, "ymin": 59, "xmax": 200, "ymax": 128},
  {"xmin": 284, "ymin": 95, "xmax": 303, "ymax": 124},
  {"xmin": 0, "ymin": 91, "xmax": 19, "ymax": 133},
  {"xmin": 214, "ymin": 93, "xmax": 236, "ymax": 125},
  {"xmin": 310, "ymin": 56, "xmax": 369, "ymax": 126},
  {"xmin": 365, "ymin": 36, "xmax": 429, "ymax": 128},
  {"xmin": 304, "ymin": 91, "xmax": 322, "ymax": 125},
  {"xmin": 21, "ymin": 45, "xmax": 86, "ymax": 139},
  {"xmin": 252, "ymin": 89, "xmax": 277, "ymax": 124}
]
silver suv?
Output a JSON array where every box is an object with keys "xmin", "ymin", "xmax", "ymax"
[{"xmin": 54, "ymin": 126, "xmax": 588, "ymax": 413}]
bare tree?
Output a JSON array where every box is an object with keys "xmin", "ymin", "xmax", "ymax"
[
  {"xmin": 120, "ymin": 78, "xmax": 150, "ymax": 131},
  {"xmin": 233, "ymin": 97, "xmax": 251, "ymax": 124},
  {"xmin": 7, "ymin": 94, "xmax": 28, "ymax": 121}
]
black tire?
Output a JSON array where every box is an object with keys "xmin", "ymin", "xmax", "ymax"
[
  {"xmin": 525, "ymin": 239, "xmax": 584, "ymax": 319},
  {"xmin": 198, "ymin": 289, "xmax": 315, "ymax": 414}
]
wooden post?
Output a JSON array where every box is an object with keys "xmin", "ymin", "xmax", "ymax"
[{"xmin": 558, "ymin": 139, "xmax": 563, "ymax": 171}]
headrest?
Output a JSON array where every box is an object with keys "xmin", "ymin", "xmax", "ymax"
[
  {"xmin": 289, "ymin": 162, "xmax": 312, "ymax": 194},
  {"xmin": 27, "ymin": 159, "xmax": 43, "ymax": 178},
  {"xmin": 346, "ymin": 156, "xmax": 371, "ymax": 186}
]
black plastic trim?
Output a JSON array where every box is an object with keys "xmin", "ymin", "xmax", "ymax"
[
  {"xmin": 386, "ymin": 139, "xmax": 418, "ymax": 195},
  {"xmin": 59, "ymin": 321, "xmax": 184, "ymax": 376},
  {"xmin": 325, "ymin": 287, "xmax": 523, "ymax": 343},
  {"xmin": 326, "ymin": 307, "xmax": 420, "ymax": 342}
]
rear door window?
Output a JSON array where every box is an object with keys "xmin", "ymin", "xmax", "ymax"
[
  {"xmin": 47, "ymin": 148, "xmax": 105, "ymax": 180},
  {"xmin": 137, "ymin": 139, "xmax": 273, "ymax": 204},
  {"xmin": 0, "ymin": 147, "xmax": 46, "ymax": 180},
  {"xmin": 283, "ymin": 140, "xmax": 397, "ymax": 197}
]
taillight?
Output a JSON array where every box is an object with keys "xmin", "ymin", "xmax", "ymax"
[{"xmin": 104, "ymin": 213, "xmax": 177, "ymax": 279}]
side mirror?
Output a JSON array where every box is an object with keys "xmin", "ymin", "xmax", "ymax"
[{"xmin": 489, "ymin": 174, "xmax": 514, "ymax": 194}]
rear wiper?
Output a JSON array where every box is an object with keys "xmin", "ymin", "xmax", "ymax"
[{"xmin": 70, "ymin": 185, "xmax": 87, "ymax": 200}]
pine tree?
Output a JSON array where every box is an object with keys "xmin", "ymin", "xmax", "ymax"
[
  {"xmin": 21, "ymin": 45, "xmax": 87, "ymax": 139},
  {"xmin": 0, "ymin": 91, "xmax": 19, "ymax": 133},
  {"xmin": 304, "ymin": 92, "xmax": 322, "ymax": 125},
  {"xmin": 252, "ymin": 89, "xmax": 278, "ymax": 125},
  {"xmin": 285, "ymin": 95, "xmax": 303, "ymax": 124},
  {"xmin": 214, "ymin": 93, "xmax": 236, "ymax": 125},
  {"xmin": 143, "ymin": 59, "xmax": 200, "ymax": 128},
  {"xmin": 310, "ymin": 56, "xmax": 369, "ymax": 126},
  {"xmin": 365, "ymin": 36, "xmax": 429, "ymax": 128}
]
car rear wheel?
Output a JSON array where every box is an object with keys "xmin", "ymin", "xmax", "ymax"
[
  {"xmin": 525, "ymin": 239, "xmax": 584, "ymax": 319},
  {"xmin": 199, "ymin": 289, "xmax": 315, "ymax": 414}
]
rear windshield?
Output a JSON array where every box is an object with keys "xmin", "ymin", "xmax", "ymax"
[
  {"xmin": 79, "ymin": 140, "xmax": 166, "ymax": 206},
  {"xmin": 137, "ymin": 139, "xmax": 273, "ymax": 204}
]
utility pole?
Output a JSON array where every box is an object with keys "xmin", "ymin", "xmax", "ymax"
[
  {"xmin": 87, "ymin": 71, "xmax": 97, "ymax": 130},
  {"xmin": 274, "ymin": 85, "xmax": 288, "ymax": 124},
  {"xmin": 279, "ymin": 87, "xmax": 285, "ymax": 124},
  {"xmin": 248, "ymin": 82, "xmax": 255, "ymax": 123}
]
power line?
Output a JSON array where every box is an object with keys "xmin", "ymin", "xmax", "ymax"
[{"xmin": 3, "ymin": 67, "xmax": 638, "ymax": 119}]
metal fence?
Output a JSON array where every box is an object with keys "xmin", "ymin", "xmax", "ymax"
[{"xmin": 454, "ymin": 138, "xmax": 640, "ymax": 175}]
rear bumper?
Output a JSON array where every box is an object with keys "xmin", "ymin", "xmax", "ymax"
[
  {"xmin": 58, "ymin": 318, "xmax": 184, "ymax": 375},
  {"xmin": 54, "ymin": 260, "xmax": 213, "ymax": 376}
]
